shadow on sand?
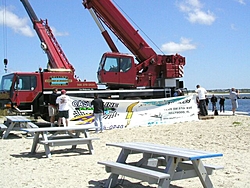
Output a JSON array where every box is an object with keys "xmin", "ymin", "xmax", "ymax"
[
  {"xmin": 11, "ymin": 148, "xmax": 91, "ymax": 159},
  {"xmin": 88, "ymin": 179, "xmax": 184, "ymax": 188}
]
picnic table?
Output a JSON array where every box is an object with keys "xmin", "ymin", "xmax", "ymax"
[
  {"xmin": 2, "ymin": 116, "xmax": 38, "ymax": 139},
  {"xmin": 21, "ymin": 125, "xmax": 99, "ymax": 158},
  {"xmin": 99, "ymin": 142, "xmax": 223, "ymax": 188}
]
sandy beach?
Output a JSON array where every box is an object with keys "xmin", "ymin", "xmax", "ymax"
[{"xmin": 0, "ymin": 115, "xmax": 250, "ymax": 188}]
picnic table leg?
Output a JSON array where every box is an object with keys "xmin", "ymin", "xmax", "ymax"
[
  {"xmin": 3, "ymin": 122, "xmax": 15, "ymax": 139},
  {"xmin": 82, "ymin": 129, "xmax": 89, "ymax": 138},
  {"xmin": 136, "ymin": 153, "xmax": 153, "ymax": 166},
  {"xmin": 73, "ymin": 130, "xmax": 94, "ymax": 154},
  {"xmin": 30, "ymin": 133, "xmax": 40, "ymax": 154},
  {"xmin": 104, "ymin": 148, "xmax": 130, "ymax": 188},
  {"xmin": 44, "ymin": 146, "xmax": 52, "ymax": 158},
  {"xmin": 192, "ymin": 159, "xmax": 213, "ymax": 188},
  {"xmin": 69, "ymin": 130, "xmax": 82, "ymax": 149},
  {"xmin": 105, "ymin": 174, "xmax": 116, "ymax": 188},
  {"xmin": 87, "ymin": 141, "xmax": 94, "ymax": 154},
  {"xmin": 42, "ymin": 132, "xmax": 52, "ymax": 158},
  {"xmin": 158, "ymin": 178, "xmax": 171, "ymax": 188},
  {"xmin": 163, "ymin": 157, "xmax": 182, "ymax": 188}
]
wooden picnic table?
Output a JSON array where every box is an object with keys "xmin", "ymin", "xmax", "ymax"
[
  {"xmin": 99, "ymin": 142, "xmax": 223, "ymax": 188},
  {"xmin": 21, "ymin": 125, "xmax": 99, "ymax": 158},
  {"xmin": 2, "ymin": 116, "xmax": 37, "ymax": 139}
]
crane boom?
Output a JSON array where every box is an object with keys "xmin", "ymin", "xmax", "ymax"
[
  {"xmin": 20, "ymin": 0, "xmax": 75, "ymax": 71},
  {"xmin": 83, "ymin": 0, "xmax": 156, "ymax": 63}
]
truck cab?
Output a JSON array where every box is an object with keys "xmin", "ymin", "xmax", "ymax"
[
  {"xmin": 0, "ymin": 72, "xmax": 44, "ymax": 117},
  {"xmin": 98, "ymin": 52, "xmax": 136, "ymax": 89}
]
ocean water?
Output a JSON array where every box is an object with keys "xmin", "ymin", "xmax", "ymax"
[{"xmin": 208, "ymin": 99, "xmax": 250, "ymax": 115}]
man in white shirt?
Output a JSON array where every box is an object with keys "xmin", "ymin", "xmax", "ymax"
[
  {"xmin": 195, "ymin": 85, "xmax": 208, "ymax": 116},
  {"xmin": 56, "ymin": 89, "xmax": 71, "ymax": 127},
  {"xmin": 229, "ymin": 88, "xmax": 239, "ymax": 115}
]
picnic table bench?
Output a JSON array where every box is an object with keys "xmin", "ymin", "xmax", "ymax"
[
  {"xmin": 99, "ymin": 142, "xmax": 223, "ymax": 188},
  {"xmin": 2, "ymin": 116, "xmax": 38, "ymax": 139},
  {"xmin": 98, "ymin": 161, "xmax": 171, "ymax": 187},
  {"xmin": 21, "ymin": 125, "xmax": 99, "ymax": 158}
]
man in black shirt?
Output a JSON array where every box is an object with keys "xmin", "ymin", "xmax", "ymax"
[
  {"xmin": 91, "ymin": 93, "xmax": 104, "ymax": 133},
  {"xmin": 48, "ymin": 88, "xmax": 59, "ymax": 126},
  {"xmin": 210, "ymin": 94, "xmax": 217, "ymax": 112},
  {"xmin": 219, "ymin": 96, "xmax": 225, "ymax": 113}
]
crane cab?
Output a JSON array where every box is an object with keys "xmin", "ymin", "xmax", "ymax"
[{"xmin": 98, "ymin": 52, "xmax": 136, "ymax": 89}]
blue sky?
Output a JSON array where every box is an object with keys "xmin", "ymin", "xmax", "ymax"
[{"xmin": 0, "ymin": 0, "xmax": 249, "ymax": 90}]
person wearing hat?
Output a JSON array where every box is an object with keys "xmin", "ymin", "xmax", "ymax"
[{"xmin": 56, "ymin": 89, "xmax": 70, "ymax": 127}]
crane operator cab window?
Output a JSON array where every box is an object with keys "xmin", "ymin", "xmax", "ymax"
[
  {"xmin": 102, "ymin": 56, "xmax": 132, "ymax": 73},
  {"xmin": 119, "ymin": 58, "xmax": 131, "ymax": 72},
  {"xmin": 16, "ymin": 76, "xmax": 37, "ymax": 91},
  {"xmin": 0, "ymin": 74, "xmax": 14, "ymax": 91},
  {"xmin": 103, "ymin": 57, "xmax": 119, "ymax": 72}
]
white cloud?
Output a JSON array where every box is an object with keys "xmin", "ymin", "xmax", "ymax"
[
  {"xmin": 50, "ymin": 26, "xmax": 69, "ymax": 37},
  {"xmin": 230, "ymin": 23, "xmax": 238, "ymax": 30},
  {"xmin": 177, "ymin": 0, "xmax": 216, "ymax": 25},
  {"xmin": 236, "ymin": 0, "xmax": 246, "ymax": 5},
  {"xmin": 0, "ymin": 7, "xmax": 68, "ymax": 38},
  {"xmin": 0, "ymin": 7, "xmax": 34, "ymax": 37},
  {"xmin": 188, "ymin": 10, "xmax": 215, "ymax": 25},
  {"xmin": 161, "ymin": 37, "xmax": 196, "ymax": 54}
]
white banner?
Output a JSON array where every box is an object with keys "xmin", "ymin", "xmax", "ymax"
[{"xmin": 66, "ymin": 94, "xmax": 199, "ymax": 130}]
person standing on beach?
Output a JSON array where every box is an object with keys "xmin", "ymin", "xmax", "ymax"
[
  {"xmin": 56, "ymin": 89, "xmax": 71, "ymax": 127},
  {"xmin": 205, "ymin": 95, "xmax": 209, "ymax": 110},
  {"xmin": 219, "ymin": 96, "xmax": 225, "ymax": 113},
  {"xmin": 230, "ymin": 88, "xmax": 239, "ymax": 115},
  {"xmin": 48, "ymin": 88, "xmax": 59, "ymax": 127},
  {"xmin": 91, "ymin": 93, "xmax": 105, "ymax": 133},
  {"xmin": 210, "ymin": 94, "xmax": 218, "ymax": 112},
  {"xmin": 195, "ymin": 85, "xmax": 208, "ymax": 116}
]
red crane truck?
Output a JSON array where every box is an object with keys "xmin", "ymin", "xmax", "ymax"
[{"xmin": 83, "ymin": 0, "xmax": 186, "ymax": 90}]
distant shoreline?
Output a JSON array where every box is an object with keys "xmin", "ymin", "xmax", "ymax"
[{"xmin": 188, "ymin": 92, "xmax": 250, "ymax": 99}]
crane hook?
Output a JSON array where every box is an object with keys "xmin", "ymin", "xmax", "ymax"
[{"xmin": 3, "ymin": 58, "xmax": 8, "ymax": 73}]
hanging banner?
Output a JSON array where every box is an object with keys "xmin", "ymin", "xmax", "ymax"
[{"xmin": 66, "ymin": 94, "xmax": 198, "ymax": 130}]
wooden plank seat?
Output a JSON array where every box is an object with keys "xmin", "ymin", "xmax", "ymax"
[
  {"xmin": 98, "ymin": 161, "xmax": 170, "ymax": 187},
  {"xmin": 38, "ymin": 137, "xmax": 100, "ymax": 156},
  {"xmin": 39, "ymin": 137, "xmax": 99, "ymax": 147}
]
